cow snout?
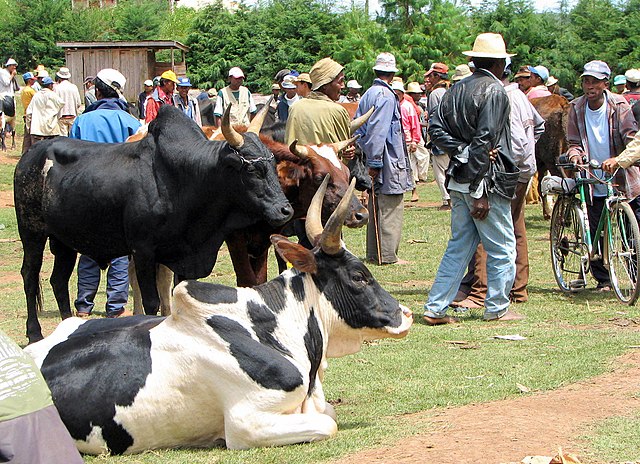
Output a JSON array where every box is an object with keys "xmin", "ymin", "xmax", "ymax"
[
  {"xmin": 267, "ymin": 203, "xmax": 294, "ymax": 227},
  {"xmin": 386, "ymin": 305, "xmax": 413, "ymax": 338},
  {"xmin": 344, "ymin": 199, "xmax": 368, "ymax": 228}
]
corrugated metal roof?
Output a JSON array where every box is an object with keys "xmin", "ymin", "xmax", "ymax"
[{"xmin": 57, "ymin": 41, "xmax": 190, "ymax": 52}]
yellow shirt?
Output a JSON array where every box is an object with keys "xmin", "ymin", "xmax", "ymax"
[
  {"xmin": 285, "ymin": 91, "xmax": 351, "ymax": 146},
  {"xmin": 21, "ymin": 85, "xmax": 36, "ymax": 111}
]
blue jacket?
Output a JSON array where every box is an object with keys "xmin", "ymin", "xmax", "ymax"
[
  {"xmin": 355, "ymin": 79, "xmax": 413, "ymax": 195},
  {"xmin": 70, "ymin": 98, "xmax": 141, "ymax": 143}
]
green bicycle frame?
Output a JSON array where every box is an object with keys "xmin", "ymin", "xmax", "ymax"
[{"xmin": 576, "ymin": 174, "xmax": 615, "ymax": 264}]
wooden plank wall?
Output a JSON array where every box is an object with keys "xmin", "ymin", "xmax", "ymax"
[{"xmin": 63, "ymin": 48, "xmax": 188, "ymax": 102}]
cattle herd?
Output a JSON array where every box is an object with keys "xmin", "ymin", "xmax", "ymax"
[
  {"xmin": 12, "ymin": 93, "xmax": 416, "ymax": 455},
  {"xmin": 13, "ymin": 91, "xmax": 571, "ymax": 455}
]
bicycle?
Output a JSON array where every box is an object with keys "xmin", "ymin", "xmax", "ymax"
[{"xmin": 545, "ymin": 155, "xmax": 640, "ymax": 305}]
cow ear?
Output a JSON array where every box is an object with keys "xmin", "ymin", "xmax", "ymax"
[{"xmin": 270, "ymin": 234, "xmax": 317, "ymax": 274}]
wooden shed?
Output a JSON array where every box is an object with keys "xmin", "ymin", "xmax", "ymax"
[{"xmin": 56, "ymin": 40, "xmax": 190, "ymax": 102}]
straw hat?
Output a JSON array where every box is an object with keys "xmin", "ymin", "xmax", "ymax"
[
  {"xmin": 452, "ymin": 64, "xmax": 473, "ymax": 82},
  {"xmin": 406, "ymin": 82, "xmax": 422, "ymax": 93},
  {"xmin": 546, "ymin": 76, "xmax": 558, "ymax": 87},
  {"xmin": 462, "ymin": 33, "xmax": 515, "ymax": 59}
]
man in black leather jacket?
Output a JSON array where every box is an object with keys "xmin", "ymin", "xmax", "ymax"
[{"xmin": 423, "ymin": 33, "xmax": 523, "ymax": 325}]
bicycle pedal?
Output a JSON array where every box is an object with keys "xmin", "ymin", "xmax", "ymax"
[{"xmin": 569, "ymin": 279, "xmax": 586, "ymax": 290}]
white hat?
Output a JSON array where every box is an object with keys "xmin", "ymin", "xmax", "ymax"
[
  {"xmin": 391, "ymin": 81, "xmax": 405, "ymax": 92},
  {"xmin": 625, "ymin": 69, "xmax": 640, "ymax": 84},
  {"xmin": 372, "ymin": 52, "xmax": 398, "ymax": 73},
  {"xmin": 462, "ymin": 33, "xmax": 515, "ymax": 59},
  {"xmin": 546, "ymin": 75, "xmax": 558, "ymax": 87},
  {"xmin": 56, "ymin": 67, "xmax": 71, "ymax": 79},
  {"xmin": 143, "ymin": 79, "xmax": 153, "ymax": 86},
  {"xmin": 347, "ymin": 79, "xmax": 362, "ymax": 89},
  {"xmin": 228, "ymin": 67, "xmax": 245, "ymax": 78},
  {"xmin": 281, "ymin": 74, "xmax": 297, "ymax": 89},
  {"xmin": 36, "ymin": 70, "xmax": 49, "ymax": 78},
  {"xmin": 4, "ymin": 58, "xmax": 17, "ymax": 67},
  {"xmin": 96, "ymin": 68, "xmax": 126, "ymax": 94}
]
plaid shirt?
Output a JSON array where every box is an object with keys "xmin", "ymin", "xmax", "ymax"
[{"xmin": 567, "ymin": 90, "xmax": 640, "ymax": 200}]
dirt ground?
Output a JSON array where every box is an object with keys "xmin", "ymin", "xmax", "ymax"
[{"xmin": 335, "ymin": 350, "xmax": 640, "ymax": 464}]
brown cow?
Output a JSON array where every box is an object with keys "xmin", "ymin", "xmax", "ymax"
[{"xmin": 530, "ymin": 94, "xmax": 570, "ymax": 219}]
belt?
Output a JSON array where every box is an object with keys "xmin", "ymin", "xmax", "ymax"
[{"xmin": 61, "ymin": 115, "xmax": 75, "ymax": 119}]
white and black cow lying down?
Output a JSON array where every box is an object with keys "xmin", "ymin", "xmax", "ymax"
[{"xmin": 24, "ymin": 177, "xmax": 413, "ymax": 455}]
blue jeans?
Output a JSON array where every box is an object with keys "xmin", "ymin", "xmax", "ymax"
[
  {"xmin": 424, "ymin": 190, "xmax": 516, "ymax": 319},
  {"xmin": 75, "ymin": 255, "xmax": 129, "ymax": 316}
]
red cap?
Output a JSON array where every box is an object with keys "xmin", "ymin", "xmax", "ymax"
[{"xmin": 425, "ymin": 62, "xmax": 449, "ymax": 76}]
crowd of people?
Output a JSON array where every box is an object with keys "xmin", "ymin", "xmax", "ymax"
[{"xmin": 4, "ymin": 30, "xmax": 640, "ymax": 327}]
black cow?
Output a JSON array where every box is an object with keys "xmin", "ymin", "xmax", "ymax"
[{"xmin": 14, "ymin": 104, "xmax": 293, "ymax": 343}]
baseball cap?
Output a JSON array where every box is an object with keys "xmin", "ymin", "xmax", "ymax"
[
  {"xmin": 347, "ymin": 79, "xmax": 362, "ymax": 89},
  {"xmin": 281, "ymin": 74, "xmax": 297, "ymax": 89},
  {"xmin": 613, "ymin": 74, "xmax": 626, "ymax": 86},
  {"xmin": 177, "ymin": 77, "xmax": 192, "ymax": 87},
  {"xmin": 425, "ymin": 62, "xmax": 449, "ymax": 76},
  {"xmin": 528, "ymin": 65, "xmax": 549, "ymax": 82},
  {"xmin": 372, "ymin": 53, "xmax": 398, "ymax": 73},
  {"xmin": 143, "ymin": 79, "xmax": 153, "ymax": 87},
  {"xmin": 160, "ymin": 70, "xmax": 178, "ymax": 83},
  {"xmin": 22, "ymin": 72, "xmax": 34, "ymax": 81},
  {"xmin": 41, "ymin": 76, "xmax": 54, "ymax": 85},
  {"xmin": 5, "ymin": 58, "xmax": 17, "ymax": 66},
  {"xmin": 581, "ymin": 60, "xmax": 611, "ymax": 80},
  {"xmin": 96, "ymin": 68, "xmax": 126, "ymax": 94},
  {"xmin": 229, "ymin": 67, "xmax": 245, "ymax": 78}
]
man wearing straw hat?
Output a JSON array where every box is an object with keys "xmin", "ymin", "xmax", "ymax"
[
  {"xmin": 423, "ymin": 33, "xmax": 522, "ymax": 324},
  {"xmin": 356, "ymin": 52, "xmax": 413, "ymax": 265}
]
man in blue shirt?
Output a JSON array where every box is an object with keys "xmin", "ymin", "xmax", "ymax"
[{"xmin": 70, "ymin": 68, "xmax": 141, "ymax": 318}]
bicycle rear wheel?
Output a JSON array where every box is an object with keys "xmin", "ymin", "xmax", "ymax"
[
  {"xmin": 550, "ymin": 196, "xmax": 588, "ymax": 292},
  {"xmin": 607, "ymin": 201, "xmax": 640, "ymax": 305}
]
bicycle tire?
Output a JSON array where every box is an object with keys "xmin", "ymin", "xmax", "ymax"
[
  {"xmin": 550, "ymin": 196, "xmax": 588, "ymax": 292},
  {"xmin": 607, "ymin": 201, "xmax": 640, "ymax": 305}
]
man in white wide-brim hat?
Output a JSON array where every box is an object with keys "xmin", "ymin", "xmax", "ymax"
[{"xmin": 423, "ymin": 33, "xmax": 524, "ymax": 325}]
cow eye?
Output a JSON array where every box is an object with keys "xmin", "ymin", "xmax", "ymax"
[{"xmin": 352, "ymin": 271, "xmax": 368, "ymax": 286}]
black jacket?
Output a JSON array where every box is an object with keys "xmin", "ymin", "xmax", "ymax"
[{"xmin": 428, "ymin": 69, "xmax": 519, "ymax": 199}]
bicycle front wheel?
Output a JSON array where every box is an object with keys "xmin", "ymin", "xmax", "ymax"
[
  {"xmin": 550, "ymin": 196, "xmax": 588, "ymax": 292},
  {"xmin": 607, "ymin": 201, "xmax": 640, "ymax": 305}
]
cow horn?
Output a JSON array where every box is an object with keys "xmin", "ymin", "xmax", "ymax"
[
  {"xmin": 350, "ymin": 106, "xmax": 375, "ymax": 134},
  {"xmin": 247, "ymin": 96, "xmax": 273, "ymax": 135},
  {"xmin": 305, "ymin": 174, "xmax": 329, "ymax": 246},
  {"xmin": 330, "ymin": 134, "xmax": 360, "ymax": 155},
  {"xmin": 320, "ymin": 177, "xmax": 356, "ymax": 256},
  {"xmin": 289, "ymin": 140, "xmax": 310, "ymax": 159},
  {"xmin": 221, "ymin": 104, "xmax": 244, "ymax": 148}
]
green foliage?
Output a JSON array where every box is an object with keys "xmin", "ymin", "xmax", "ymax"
[{"xmin": 113, "ymin": 0, "xmax": 167, "ymax": 40}]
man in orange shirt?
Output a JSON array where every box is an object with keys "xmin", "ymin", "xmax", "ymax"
[{"xmin": 145, "ymin": 70, "xmax": 178, "ymax": 123}]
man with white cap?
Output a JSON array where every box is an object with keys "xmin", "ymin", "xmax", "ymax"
[
  {"xmin": 568, "ymin": 60, "xmax": 640, "ymax": 292},
  {"xmin": 623, "ymin": 68, "xmax": 640, "ymax": 107},
  {"xmin": 0, "ymin": 58, "xmax": 19, "ymax": 121},
  {"xmin": 276, "ymin": 74, "xmax": 299, "ymax": 122},
  {"xmin": 294, "ymin": 73, "xmax": 312, "ymax": 98},
  {"xmin": 339, "ymin": 79, "xmax": 362, "ymax": 103},
  {"xmin": 137, "ymin": 79, "xmax": 153, "ymax": 121},
  {"xmin": 423, "ymin": 32, "xmax": 522, "ymax": 324},
  {"xmin": 53, "ymin": 67, "xmax": 81, "ymax": 136},
  {"xmin": 526, "ymin": 65, "xmax": 551, "ymax": 99},
  {"xmin": 70, "ymin": 68, "xmax": 141, "ymax": 319},
  {"xmin": 213, "ymin": 67, "xmax": 257, "ymax": 126},
  {"xmin": 355, "ymin": 52, "xmax": 413, "ymax": 265},
  {"xmin": 145, "ymin": 70, "xmax": 178, "ymax": 123},
  {"xmin": 285, "ymin": 57, "xmax": 351, "ymax": 146}
]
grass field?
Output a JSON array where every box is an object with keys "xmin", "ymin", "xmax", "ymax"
[{"xmin": 1, "ymin": 143, "xmax": 639, "ymax": 463}]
